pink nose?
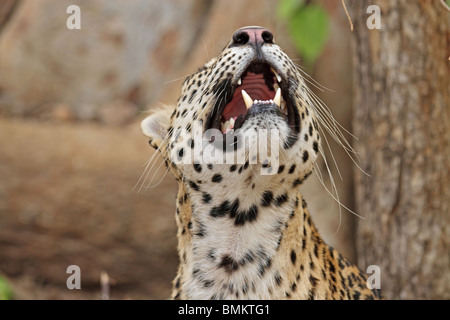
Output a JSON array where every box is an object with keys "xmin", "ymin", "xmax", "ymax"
[{"xmin": 231, "ymin": 26, "xmax": 274, "ymax": 47}]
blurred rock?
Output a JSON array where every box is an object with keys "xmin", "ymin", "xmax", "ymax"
[
  {"xmin": 0, "ymin": 0, "xmax": 210, "ymax": 122},
  {"xmin": 98, "ymin": 100, "xmax": 138, "ymax": 126},
  {"xmin": 50, "ymin": 103, "xmax": 76, "ymax": 122}
]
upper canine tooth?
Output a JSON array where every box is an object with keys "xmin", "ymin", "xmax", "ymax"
[
  {"xmin": 237, "ymin": 78, "xmax": 242, "ymax": 86},
  {"xmin": 276, "ymin": 72, "xmax": 282, "ymax": 83},
  {"xmin": 241, "ymin": 90, "xmax": 253, "ymax": 109},
  {"xmin": 229, "ymin": 117, "xmax": 235, "ymax": 129},
  {"xmin": 274, "ymin": 88, "xmax": 281, "ymax": 107},
  {"xmin": 271, "ymin": 67, "xmax": 282, "ymax": 83}
]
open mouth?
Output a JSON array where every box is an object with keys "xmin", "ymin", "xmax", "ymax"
[{"xmin": 206, "ymin": 62, "xmax": 300, "ymax": 135}]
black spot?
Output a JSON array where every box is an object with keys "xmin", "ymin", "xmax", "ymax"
[
  {"xmin": 302, "ymin": 150, "xmax": 309, "ymax": 163},
  {"xmin": 187, "ymin": 221, "xmax": 192, "ymax": 229},
  {"xmin": 275, "ymin": 193, "xmax": 288, "ymax": 207},
  {"xmin": 274, "ymin": 272, "xmax": 283, "ymax": 286},
  {"xmin": 219, "ymin": 255, "xmax": 239, "ymax": 273},
  {"xmin": 290, "ymin": 250, "xmax": 297, "ymax": 265},
  {"xmin": 291, "ymin": 282, "xmax": 297, "ymax": 292},
  {"xmin": 309, "ymin": 123, "xmax": 313, "ymax": 136},
  {"xmin": 208, "ymin": 249, "xmax": 216, "ymax": 261},
  {"xmin": 207, "ymin": 164, "xmax": 213, "ymax": 170},
  {"xmin": 277, "ymin": 165, "xmax": 285, "ymax": 174},
  {"xmin": 230, "ymin": 165, "xmax": 237, "ymax": 172},
  {"xmin": 203, "ymin": 280, "xmax": 214, "ymax": 288},
  {"xmin": 239, "ymin": 251, "xmax": 255, "ymax": 266},
  {"xmin": 313, "ymin": 141, "xmax": 319, "ymax": 154},
  {"xmin": 308, "ymin": 289, "xmax": 316, "ymax": 300},
  {"xmin": 314, "ymin": 243, "xmax": 319, "ymax": 258},
  {"xmin": 292, "ymin": 179, "xmax": 302, "ymax": 188},
  {"xmin": 212, "ymin": 174, "xmax": 223, "ymax": 183},
  {"xmin": 229, "ymin": 198, "xmax": 240, "ymax": 218},
  {"xmin": 328, "ymin": 260, "xmax": 336, "ymax": 274},
  {"xmin": 192, "ymin": 268, "xmax": 201, "ymax": 278},
  {"xmin": 178, "ymin": 148, "xmax": 184, "ymax": 159},
  {"xmin": 188, "ymin": 181, "xmax": 200, "ymax": 192},
  {"xmin": 261, "ymin": 191, "xmax": 274, "ymax": 207},
  {"xmin": 188, "ymin": 89, "xmax": 197, "ymax": 103},
  {"xmin": 258, "ymin": 258, "xmax": 272, "ymax": 277},
  {"xmin": 283, "ymin": 134, "xmax": 298, "ymax": 150},
  {"xmin": 288, "ymin": 164, "xmax": 296, "ymax": 174},
  {"xmin": 194, "ymin": 164, "xmax": 202, "ymax": 173},
  {"xmin": 309, "ymin": 275, "xmax": 318, "ymax": 287},
  {"xmin": 352, "ymin": 291, "xmax": 361, "ymax": 300},
  {"xmin": 210, "ymin": 200, "xmax": 230, "ymax": 218},
  {"xmin": 202, "ymin": 192, "xmax": 212, "ymax": 204},
  {"xmin": 234, "ymin": 205, "xmax": 258, "ymax": 226}
]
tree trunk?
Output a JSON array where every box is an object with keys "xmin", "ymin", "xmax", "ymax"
[{"xmin": 350, "ymin": 0, "xmax": 450, "ymax": 299}]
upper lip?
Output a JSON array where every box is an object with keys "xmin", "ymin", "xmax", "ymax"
[{"xmin": 206, "ymin": 59, "xmax": 300, "ymax": 135}]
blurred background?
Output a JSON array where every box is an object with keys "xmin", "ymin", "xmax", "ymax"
[{"xmin": 0, "ymin": 0, "xmax": 448, "ymax": 300}]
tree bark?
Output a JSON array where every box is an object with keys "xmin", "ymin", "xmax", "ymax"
[{"xmin": 350, "ymin": 0, "xmax": 450, "ymax": 299}]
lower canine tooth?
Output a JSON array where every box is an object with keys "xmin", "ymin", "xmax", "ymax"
[
  {"xmin": 237, "ymin": 78, "xmax": 242, "ymax": 86},
  {"xmin": 274, "ymin": 88, "xmax": 281, "ymax": 107}
]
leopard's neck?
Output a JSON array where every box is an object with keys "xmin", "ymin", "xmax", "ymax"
[{"xmin": 171, "ymin": 175, "xmax": 325, "ymax": 299}]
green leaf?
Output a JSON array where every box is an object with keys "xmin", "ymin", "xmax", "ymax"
[
  {"xmin": 0, "ymin": 276, "xmax": 14, "ymax": 300},
  {"xmin": 288, "ymin": 5, "xmax": 329, "ymax": 66},
  {"xmin": 277, "ymin": 0, "xmax": 305, "ymax": 19}
]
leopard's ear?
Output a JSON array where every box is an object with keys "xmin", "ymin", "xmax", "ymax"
[{"xmin": 141, "ymin": 108, "xmax": 172, "ymax": 151}]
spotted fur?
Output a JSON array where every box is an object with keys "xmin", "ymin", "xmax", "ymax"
[{"xmin": 141, "ymin": 27, "xmax": 381, "ymax": 300}]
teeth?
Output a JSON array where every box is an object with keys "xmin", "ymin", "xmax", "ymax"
[
  {"xmin": 271, "ymin": 67, "xmax": 282, "ymax": 83},
  {"xmin": 276, "ymin": 72, "xmax": 282, "ymax": 83},
  {"xmin": 221, "ymin": 120, "xmax": 229, "ymax": 133},
  {"xmin": 273, "ymin": 88, "xmax": 281, "ymax": 107},
  {"xmin": 237, "ymin": 78, "xmax": 242, "ymax": 86},
  {"xmin": 220, "ymin": 117, "xmax": 236, "ymax": 134},
  {"xmin": 241, "ymin": 90, "xmax": 254, "ymax": 109}
]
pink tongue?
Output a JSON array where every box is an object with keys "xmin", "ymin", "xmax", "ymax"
[{"xmin": 221, "ymin": 72, "xmax": 274, "ymax": 121}]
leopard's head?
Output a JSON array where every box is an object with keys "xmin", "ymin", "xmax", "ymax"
[{"xmin": 141, "ymin": 27, "xmax": 320, "ymax": 188}]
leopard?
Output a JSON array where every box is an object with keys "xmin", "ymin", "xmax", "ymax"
[{"xmin": 140, "ymin": 26, "xmax": 381, "ymax": 300}]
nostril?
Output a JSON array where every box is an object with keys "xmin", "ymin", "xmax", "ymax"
[
  {"xmin": 232, "ymin": 31, "xmax": 250, "ymax": 46},
  {"xmin": 262, "ymin": 31, "xmax": 274, "ymax": 43}
]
